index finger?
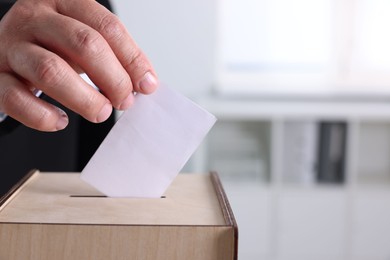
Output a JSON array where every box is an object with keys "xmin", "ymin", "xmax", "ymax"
[{"xmin": 57, "ymin": 0, "xmax": 159, "ymax": 95}]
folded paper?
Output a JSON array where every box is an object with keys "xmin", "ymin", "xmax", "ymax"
[{"xmin": 81, "ymin": 84, "xmax": 216, "ymax": 198}]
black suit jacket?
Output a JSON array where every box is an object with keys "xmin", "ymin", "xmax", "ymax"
[{"xmin": 0, "ymin": 0, "xmax": 116, "ymax": 195}]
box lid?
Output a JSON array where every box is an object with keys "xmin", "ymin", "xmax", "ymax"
[{"xmin": 0, "ymin": 171, "xmax": 234, "ymax": 226}]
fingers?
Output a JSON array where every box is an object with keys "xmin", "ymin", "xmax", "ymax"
[
  {"xmin": 7, "ymin": 43, "xmax": 113, "ymax": 124},
  {"xmin": 0, "ymin": 73, "xmax": 69, "ymax": 131},
  {"xmin": 0, "ymin": 0, "xmax": 158, "ymax": 132},
  {"xmin": 34, "ymin": 12, "xmax": 135, "ymax": 110},
  {"xmin": 57, "ymin": 0, "xmax": 159, "ymax": 95}
]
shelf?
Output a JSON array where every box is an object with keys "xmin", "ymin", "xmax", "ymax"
[
  {"xmin": 205, "ymin": 120, "xmax": 271, "ymax": 183},
  {"xmin": 193, "ymin": 95, "xmax": 390, "ymax": 260},
  {"xmin": 280, "ymin": 120, "xmax": 318, "ymax": 185},
  {"xmin": 356, "ymin": 122, "xmax": 390, "ymax": 185},
  {"xmin": 198, "ymin": 97, "xmax": 390, "ymax": 120},
  {"xmin": 196, "ymin": 98, "xmax": 390, "ymax": 187}
]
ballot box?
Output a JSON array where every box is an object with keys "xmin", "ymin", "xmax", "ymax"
[{"xmin": 0, "ymin": 170, "xmax": 238, "ymax": 260}]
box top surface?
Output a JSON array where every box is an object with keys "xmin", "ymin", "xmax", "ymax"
[{"xmin": 0, "ymin": 172, "xmax": 227, "ymax": 226}]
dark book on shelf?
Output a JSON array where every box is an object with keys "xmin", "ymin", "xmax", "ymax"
[{"xmin": 316, "ymin": 121, "xmax": 347, "ymax": 184}]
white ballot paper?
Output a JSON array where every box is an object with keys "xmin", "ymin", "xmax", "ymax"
[{"xmin": 81, "ymin": 84, "xmax": 216, "ymax": 198}]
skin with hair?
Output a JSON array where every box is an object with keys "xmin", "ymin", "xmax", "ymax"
[{"xmin": 0, "ymin": 0, "xmax": 159, "ymax": 132}]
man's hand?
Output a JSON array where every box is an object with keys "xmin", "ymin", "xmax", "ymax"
[{"xmin": 0, "ymin": 0, "xmax": 158, "ymax": 131}]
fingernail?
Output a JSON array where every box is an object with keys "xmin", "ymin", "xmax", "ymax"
[
  {"xmin": 118, "ymin": 92, "xmax": 134, "ymax": 110},
  {"xmin": 139, "ymin": 72, "xmax": 158, "ymax": 93},
  {"xmin": 96, "ymin": 103, "xmax": 112, "ymax": 123},
  {"xmin": 56, "ymin": 110, "xmax": 69, "ymax": 131}
]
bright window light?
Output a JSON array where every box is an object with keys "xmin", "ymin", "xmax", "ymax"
[{"xmin": 216, "ymin": 0, "xmax": 390, "ymax": 98}]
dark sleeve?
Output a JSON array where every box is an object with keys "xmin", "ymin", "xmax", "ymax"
[{"xmin": 0, "ymin": 2, "xmax": 14, "ymax": 20}]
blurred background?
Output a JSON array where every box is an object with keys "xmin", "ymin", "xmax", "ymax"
[{"xmin": 112, "ymin": 1, "xmax": 390, "ymax": 259}]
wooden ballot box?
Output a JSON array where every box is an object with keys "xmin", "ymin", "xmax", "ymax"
[{"xmin": 0, "ymin": 170, "xmax": 238, "ymax": 260}]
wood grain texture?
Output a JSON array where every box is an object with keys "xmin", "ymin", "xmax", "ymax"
[
  {"xmin": 0, "ymin": 172, "xmax": 237, "ymax": 259},
  {"xmin": 210, "ymin": 171, "xmax": 239, "ymax": 260},
  {"xmin": 0, "ymin": 224, "xmax": 234, "ymax": 260},
  {"xmin": 0, "ymin": 169, "xmax": 38, "ymax": 211},
  {"xmin": 0, "ymin": 172, "xmax": 225, "ymax": 225}
]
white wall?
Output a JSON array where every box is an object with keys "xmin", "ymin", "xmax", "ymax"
[{"xmin": 111, "ymin": 0, "xmax": 217, "ymax": 98}]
